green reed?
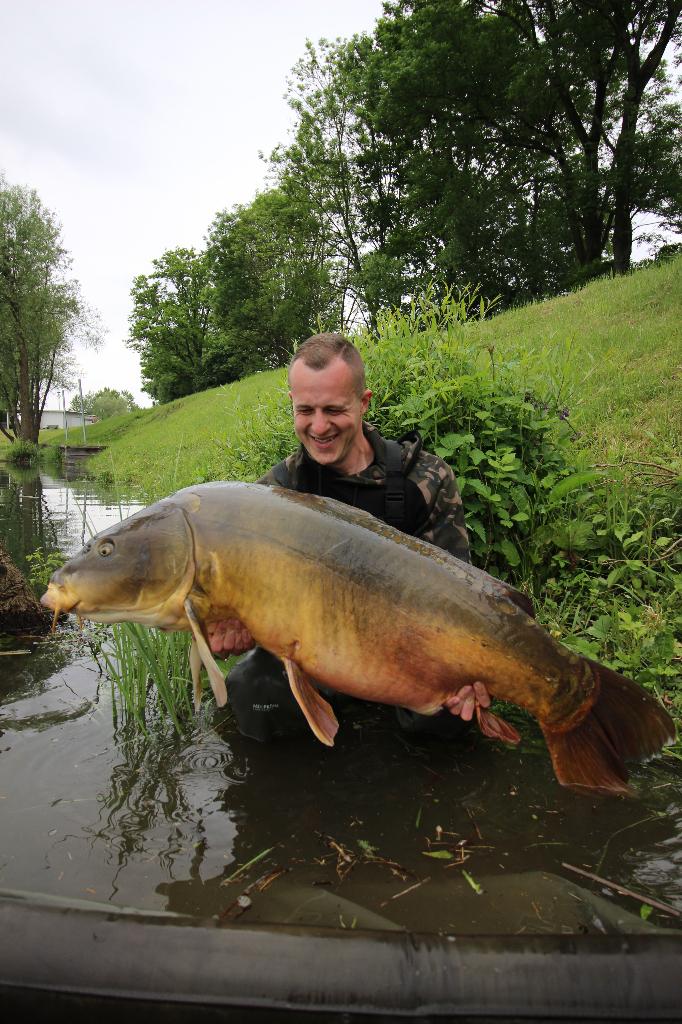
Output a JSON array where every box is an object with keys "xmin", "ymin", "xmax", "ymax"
[{"xmin": 100, "ymin": 623, "xmax": 194, "ymax": 733}]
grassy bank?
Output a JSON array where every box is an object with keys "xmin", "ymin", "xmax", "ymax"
[
  {"xmin": 10, "ymin": 256, "xmax": 679, "ymax": 501},
  {"xmin": 470, "ymin": 256, "xmax": 682, "ymax": 458},
  {"xmin": 4, "ymin": 258, "xmax": 678, "ymax": 737}
]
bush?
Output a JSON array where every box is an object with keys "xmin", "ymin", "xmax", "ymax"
[
  {"xmin": 219, "ymin": 286, "xmax": 584, "ymax": 580},
  {"xmin": 5, "ymin": 439, "xmax": 39, "ymax": 465}
]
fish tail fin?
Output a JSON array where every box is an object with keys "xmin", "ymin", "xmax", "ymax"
[{"xmin": 541, "ymin": 661, "xmax": 675, "ymax": 796}]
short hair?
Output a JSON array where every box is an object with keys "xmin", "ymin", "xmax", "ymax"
[{"xmin": 288, "ymin": 333, "xmax": 367, "ymax": 397}]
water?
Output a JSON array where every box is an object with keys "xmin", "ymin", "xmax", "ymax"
[{"xmin": 1, "ymin": 462, "xmax": 681, "ymax": 935}]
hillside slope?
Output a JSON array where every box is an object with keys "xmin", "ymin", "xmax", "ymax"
[
  {"xmin": 470, "ymin": 256, "xmax": 681, "ymax": 456},
  {"xmin": 14, "ymin": 255, "xmax": 681, "ymax": 500}
]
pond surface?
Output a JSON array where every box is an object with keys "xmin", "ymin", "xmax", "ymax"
[{"xmin": 1, "ymin": 462, "xmax": 681, "ymax": 936}]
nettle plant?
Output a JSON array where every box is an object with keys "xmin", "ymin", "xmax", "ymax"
[{"xmin": 355, "ymin": 290, "xmax": 583, "ymax": 579}]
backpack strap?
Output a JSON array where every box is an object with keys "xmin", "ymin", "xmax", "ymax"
[{"xmin": 384, "ymin": 438, "xmax": 406, "ymax": 530}]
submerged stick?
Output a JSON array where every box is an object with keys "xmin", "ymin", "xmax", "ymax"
[{"xmin": 562, "ymin": 862, "xmax": 681, "ymax": 918}]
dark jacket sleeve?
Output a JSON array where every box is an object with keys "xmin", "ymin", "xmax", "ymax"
[{"xmin": 410, "ymin": 454, "xmax": 471, "ymax": 563}]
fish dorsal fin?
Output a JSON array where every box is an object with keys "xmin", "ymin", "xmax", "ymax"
[
  {"xmin": 502, "ymin": 584, "xmax": 535, "ymax": 619},
  {"xmin": 283, "ymin": 657, "xmax": 339, "ymax": 746},
  {"xmin": 184, "ymin": 598, "xmax": 227, "ymax": 707},
  {"xmin": 189, "ymin": 638, "xmax": 203, "ymax": 712}
]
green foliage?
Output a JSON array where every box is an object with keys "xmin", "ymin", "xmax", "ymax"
[
  {"xmin": 127, "ymin": 247, "xmax": 215, "ymax": 404},
  {"xmin": 0, "ymin": 177, "xmax": 98, "ymax": 442},
  {"xmin": 97, "ymin": 623, "xmax": 194, "ymax": 733},
  {"xmin": 5, "ymin": 439, "xmax": 40, "ymax": 466},
  {"xmin": 25, "ymin": 546, "xmax": 65, "ymax": 590},
  {"xmin": 208, "ymin": 188, "xmax": 339, "ymax": 378},
  {"xmin": 353, "ymin": 286, "xmax": 580, "ymax": 577},
  {"xmin": 370, "ymin": 0, "xmax": 682, "ymax": 278},
  {"xmin": 70, "ymin": 387, "xmax": 138, "ymax": 419}
]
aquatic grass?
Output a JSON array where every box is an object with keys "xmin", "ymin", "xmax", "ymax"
[{"xmin": 100, "ymin": 623, "xmax": 194, "ymax": 733}]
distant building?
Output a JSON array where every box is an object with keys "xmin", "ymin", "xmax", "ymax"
[
  {"xmin": 40, "ymin": 410, "xmax": 98, "ymax": 430},
  {"xmin": 1, "ymin": 409, "xmax": 97, "ymax": 432}
]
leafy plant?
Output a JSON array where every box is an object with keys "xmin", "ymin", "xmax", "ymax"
[
  {"xmin": 5, "ymin": 439, "xmax": 40, "ymax": 466},
  {"xmin": 25, "ymin": 546, "xmax": 66, "ymax": 590}
]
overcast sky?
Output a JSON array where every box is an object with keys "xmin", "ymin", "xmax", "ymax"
[{"xmin": 1, "ymin": 0, "xmax": 385, "ymax": 407}]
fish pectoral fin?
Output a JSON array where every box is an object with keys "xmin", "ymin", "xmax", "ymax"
[
  {"xmin": 189, "ymin": 638, "xmax": 203, "ymax": 712},
  {"xmin": 283, "ymin": 657, "xmax": 339, "ymax": 747},
  {"xmin": 476, "ymin": 705, "xmax": 521, "ymax": 746},
  {"xmin": 184, "ymin": 598, "xmax": 227, "ymax": 708}
]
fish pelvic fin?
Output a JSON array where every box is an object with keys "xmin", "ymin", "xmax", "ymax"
[
  {"xmin": 541, "ymin": 660, "xmax": 676, "ymax": 796},
  {"xmin": 283, "ymin": 657, "xmax": 339, "ymax": 747},
  {"xmin": 476, "ymin": 705, "xmax": 521, "ymax": 745},
  {"xmin": 184, "ymin": 598, "xmax": 227, "ymax": 708}
]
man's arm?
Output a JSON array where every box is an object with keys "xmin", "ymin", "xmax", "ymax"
[
  {"xmin": 412, "ymin": 456, "xmax": 471, "ymax": 563},
  {"xmin": 409, "ymin": 453, "xmax": 494, "ymax": 718}
]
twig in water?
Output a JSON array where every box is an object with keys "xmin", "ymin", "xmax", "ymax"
[
  {"xmin": 380, "ymin": 877, "xmax": 431, "ymax": 908},
  {"xmin": 465, "ymin": 805, "xmax": 483, "ymax": 840},
  {"xmin": 595, "ymin": 813, "xmax": 662, "ymax": 873},
  {"xmin": 562, "ymin": 863, "xmax": 681, "ymax": 918}
]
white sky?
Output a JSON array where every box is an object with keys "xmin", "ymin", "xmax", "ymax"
[{"xmin": 1, "ymin": 0, "xmax": 385, "ymax": 407}]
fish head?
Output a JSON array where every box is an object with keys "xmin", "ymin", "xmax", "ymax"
[{"xmin": 40, "ymin": 502, "xmax": 196, "ymax": 628}]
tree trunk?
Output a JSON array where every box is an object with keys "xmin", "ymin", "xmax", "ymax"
[
  {"xmin": 612, "ymin": 94, "xmax": 638, "ymax": 275},
  {"xmin": 0, "ymin": 540, "xmax": 52, "ymax": 634}
]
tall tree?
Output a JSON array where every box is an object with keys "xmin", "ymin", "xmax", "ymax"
[
  {"xmin": 271, "ymin": 38, "xmax": 411, "ymax": 326},
  {"xmin": 208, "ymin": 187, "xmax": 338, "ymax": 373},
  {"xmin": 0, "ymin": 180, "xmax": 96, "ymax": 443},
  {"xmin": 127, "ymin": 248, "xmax": 214, "ymax": 404},
  {"xmin": 375, "ymin": 0, "xmax": 682, "ymax": 276},
  {"xmin": 273, "ymin": 31, "xmax": 577, "ymax": 312}
]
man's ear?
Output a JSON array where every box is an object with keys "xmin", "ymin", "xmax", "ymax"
[{"xmin": 361, "ymin": 389, "xmax": 372, "ymax": 414}]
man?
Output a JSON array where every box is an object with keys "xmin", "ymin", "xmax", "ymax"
[{"xmin": 208, "ymin": 333, "xmax": 490, "ymax": 740}]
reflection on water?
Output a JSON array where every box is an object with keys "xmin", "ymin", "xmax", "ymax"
[
  {"xmin": 0, "ymin": 462, "xmax": 681, "ymax": 935},
  {"xmin": 0, "ymin": 462, "xmax": 144, "ymax": 578}
]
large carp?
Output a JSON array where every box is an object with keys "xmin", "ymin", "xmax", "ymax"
[{"xmin": 41, "ymin": 482, "xmax": 674, "ymax": 794}]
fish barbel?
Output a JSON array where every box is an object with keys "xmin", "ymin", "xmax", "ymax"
[{"xmin": 41, "ymin": 482, "xmax": 675, "ymax": 794}]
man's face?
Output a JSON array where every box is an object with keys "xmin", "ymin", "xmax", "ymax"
[{"xmin": 289, "ymin": 357, "xmax": 371, "ymax": 474}]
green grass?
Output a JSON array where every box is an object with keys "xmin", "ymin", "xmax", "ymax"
[
  {"xmin": 2, "ymin": 257, "xmax": 679, "ymax": 498},
  {"xmin": 6, "ymin": 259, "xmax": 677, "ymax": 737},
  {"xmin": 469, "ymin": 257, "xmax": 682, "ymax": 459}
]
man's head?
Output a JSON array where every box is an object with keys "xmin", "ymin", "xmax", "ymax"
[{"xmin": 288, "ymin": 333, "xmax": 372, "ymax": 475}]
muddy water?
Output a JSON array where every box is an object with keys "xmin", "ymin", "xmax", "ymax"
[{"xmin": 0, "ymin": 463, "xmax": 681, "ymax": 936}]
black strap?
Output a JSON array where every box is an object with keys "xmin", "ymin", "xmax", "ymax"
[
  {"xmin": 384, "ymin": 438, "xmax": 406, "ymax": 529},
  {"xmin": 272, "ymin": 431, "xmax": 423, "ymax": 532}
]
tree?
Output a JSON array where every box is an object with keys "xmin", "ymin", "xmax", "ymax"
[
  {"xmin": 126, "ymin": 248, "xmax": 214, "ymax": 404},
  {"xmin": 0, "ymin": 179, "xmax": 98, "ymax": 443},
  {"xmin": 69, "ymin": 387, "xmax": 138, "ymax": 419},
  {"xmin": 273, "ymin": 32, "xmax": 577, "ymax": 313},
  {"xmin": 271, "ymin": 38, "xmax": 412, "ymax": 327},
  {"xmin": 375, "ymin": 0, "xmax": 682, "ymax": 277},
  {"xmin": 208, "ymin": 188, "xmax": 338, "ymax": 375}
]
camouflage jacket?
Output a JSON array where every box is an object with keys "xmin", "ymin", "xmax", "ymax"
[{"xmin": 258, "ymin": 422, "xmax": 471, "ymax": 563}]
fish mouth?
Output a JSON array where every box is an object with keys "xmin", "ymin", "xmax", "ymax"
[{"xmin": 40, "ymin": 582, "xmax": 78, "ymax": 615}]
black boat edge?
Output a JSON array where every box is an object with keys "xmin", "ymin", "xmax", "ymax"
[{"xmin": 1, "ymin": 892, "xmax": 682, "ymax": 1022}]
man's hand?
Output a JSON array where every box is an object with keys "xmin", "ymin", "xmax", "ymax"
[
  {"xmin": 444, "ymin": 681, "xmax": 491, "ymax": 721},
  {"xmin": 206, "ymin": 618, "xmax": 255, "ymax": 658}
]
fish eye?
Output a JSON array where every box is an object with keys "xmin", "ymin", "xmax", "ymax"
[{"xmin": 98, "ymin": 540, "xmax": 115, "ymax": 557}]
